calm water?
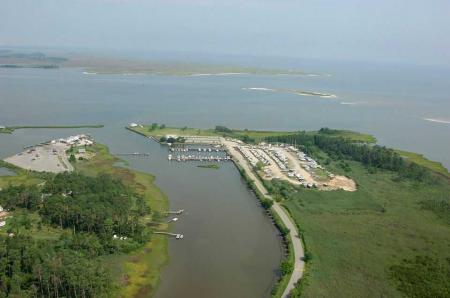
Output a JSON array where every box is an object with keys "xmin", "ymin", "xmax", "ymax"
[
  {"xmin": 1, "ymin": 64, "xmax": 449, "ymax": 168},
  {"xmin": 0, "ymin": 63, "xmax": 449, "ymax": 297},
  {"xmin": 0, "ymin": 167, "xmax": 16, "ymax": 176}
]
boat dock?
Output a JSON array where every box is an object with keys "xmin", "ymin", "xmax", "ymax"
[
  {"xmin": 170, "ymin": 147, "xmax": 225, "ymax": 152},
  {"xmin": 167, "ymin": 209, "xmax": 185, "ymax": 215},
  {"xmin": 154, "ymin": 231, "xmax": 184, "ymax": 239},
  {"xmin": 168, "ymin": 154, "xmax": 231, "ymax": 162}
]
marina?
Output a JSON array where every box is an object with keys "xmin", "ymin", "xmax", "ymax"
[
  {"xmin": 169, "ymin": 147, "xmax": 225, "ymax": 152},
  {"xmin": 167, "ymin": 154, "xmax": 231, "ymax": 162}
]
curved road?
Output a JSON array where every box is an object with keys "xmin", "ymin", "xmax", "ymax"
[{"xmin": 222, "ymin": 139, "xmax": 305, "ymax": 297}]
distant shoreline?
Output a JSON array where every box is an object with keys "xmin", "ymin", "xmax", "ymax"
[{"xmin": 0, "ymin": 124, "xmax": 104, "ymax": 134}]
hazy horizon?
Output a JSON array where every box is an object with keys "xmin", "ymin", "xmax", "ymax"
[{"xmin": 2, "ymin": 0, "xmax": 450, "ymax": 67}]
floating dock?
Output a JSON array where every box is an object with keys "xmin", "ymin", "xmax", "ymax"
[
  {"xmin": 170, "ymin": 147, "xmax": 225, "ymax": 152},
  {"xmin": 168, "ymin": 154, "xmax": 231, "ymax": 162}
]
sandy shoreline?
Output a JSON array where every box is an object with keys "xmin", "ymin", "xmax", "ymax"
[
  {"xmin": 423, "ymin": 117, "xmax": 450, "ymax": 124},
  {"xmin": 243, "ymin": 87, "xmax": 337, "ymax": 98}
]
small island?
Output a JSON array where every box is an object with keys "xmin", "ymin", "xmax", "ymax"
[{"xmin": 197, "ymin": 164, "xmax": 220, "ymax": 170}]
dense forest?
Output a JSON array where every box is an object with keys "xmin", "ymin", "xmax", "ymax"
[
  {"xmin": 0, "ymin": 172, "xmax": 152, "ymax": 297},
  {"xmin": 265, "ymin": 128, "xmax": 432, "ymax": 181}
]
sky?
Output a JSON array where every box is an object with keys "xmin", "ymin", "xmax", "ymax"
[{"xmin": 1, "ymin": 0, "xmax": 450, "ymax": 66}]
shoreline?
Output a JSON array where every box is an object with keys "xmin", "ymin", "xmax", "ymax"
[
  {"xmin": 71, "ymin": 143, "xmax": 171, "ymax": 297},
  {"xmin": 222, "ymin": 139, "xmax": 304, "ymax": 297},
  {"xmin": 0, "ymin": 142, "xmax": 170, "ymax": 298},
  {"xmin": 125, "ymin": 123, "xmax": 450, "ymax": 297},
  {"xmin": 126, "ymin": 126, "xmax": 304, "ymax": 297},
  {"xmin": 0, "ymin": 124, "xmax": 104, "ymax": 134}
]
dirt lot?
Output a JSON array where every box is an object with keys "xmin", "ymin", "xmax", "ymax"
[
  {"xmin": 225, "ymin": 141, "xmax": 357, "ymax": 192},
  {"xmin": 4, "ymin": 143, "xmax": 73, "ymax": 173},
  {"xmin": 325, "ymin": 175, "xmax": 357, "ymax": 191}
]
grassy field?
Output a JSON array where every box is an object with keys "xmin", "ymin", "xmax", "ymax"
[
  {"xmin": 273, "ymin": 158, "xmax": 450, "ymax": 297},
  {"xmin": 312, "ymin": 129, "xmax": 377, "ymax": 143},
  {"xmin": 396, "ymin": 150, "xmax": 450, "ymax": 178},
  {"xmin": 0, "ymin": 160, "xmax": 44, "ymax": 189},
  {"xmin": 127, "ymin": 125, "xmax": 375, "ymax": 144},
  {"xmin": 129, "ymin": 125, "xmax": 217, "ymax": 138}
]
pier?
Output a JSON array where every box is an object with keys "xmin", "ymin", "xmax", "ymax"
[
  {"xmin": 170, "ymin": 147, "xmax": 225, "ymax": 152},
  {"xmin": 168, "ymin": 154, "xmax": 231, "ymax": 162},
  {"xmin": 166, "ymin": 209, "xmax": 185, "ymax": 215},
  {"xmin": 154, "ymin": 231, "xmax": 184, "ymax": 239}
]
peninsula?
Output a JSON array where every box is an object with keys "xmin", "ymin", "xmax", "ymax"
[
  {"xmin": 0, "ymin": 124, "xmax": 104, "ymax": 134},
  {"xmin": 127, "ymin": 123, "xmax": 450, "ymax": 298},
  {"xmin": 0, "ymin": 136, "xmax": 169, "ymax": 297}
]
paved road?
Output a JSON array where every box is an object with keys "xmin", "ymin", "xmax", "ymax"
[{"xmin": 222, "ymin": 139, "xmax": 305, "ymax": 297}]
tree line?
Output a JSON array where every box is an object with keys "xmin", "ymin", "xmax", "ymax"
[
  {"xmin": 265, "ymin": 129, "xmax": 432, "ymax": 181},
  {"xmin": 0, "ymin": 172, "xmax": 153, "ymax": 297}
]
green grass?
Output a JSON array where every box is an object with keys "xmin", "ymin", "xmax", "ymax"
[
  {"xmin": 197, "ymin": 164, "xmax": 220, "ymax": 170},
  {"xmin": 276, "ymin": 160, "xmax": 450, "ymax": 297},
  {"xmin": 0, "ymin": 161, "xmax": 44, "ymax": 189},
  {"xmin": 130, "ymin": 125, "xmax": 217, "ymax": 138},
  {"xmin": 319, "ymin": 130, "xmax": 376, "ymax": 143},
  {"xmin": 127, "ymin": 125, "xmax": 375, "ymax": 144},
  {"xmin": 396, "ymin": 150, "xmax": 450, "ymax": 178},
  {"xmin": 0, "ymin": 127, "xmax": 14, "ymax": 134}
]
